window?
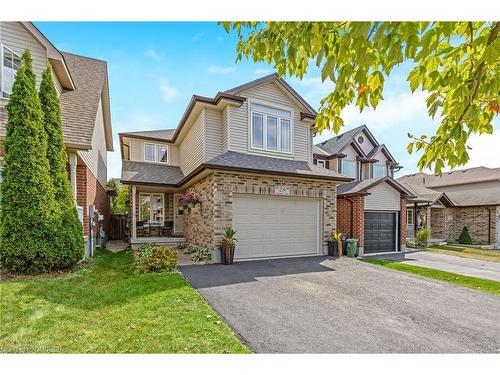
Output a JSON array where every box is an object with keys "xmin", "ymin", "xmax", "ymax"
[
  {"xmin": 144, "ymin": 143, "xmax": 168, "ymax": 163},
  {"xmin": 341, "ymin": 160, "xmax": 358, "ymax": 179},
  {"xmin": 317, "ymin": 160, "xmax": 326, "ymax": 168},
  {"xmin": 407, "ymin": 208, "xmax": 414, "ymax": 226},
  {"xmin": 1, "ymin": 46, "xmax": 21, "ymax": 98},
  {"xmin": 250, "ymin": 102, "xmax": 292, "ymax": 153},
  {"xmin": 139, "ymin": 193, "xmax": 164, "ymax": 224},
  {"xmin": 373, "ymin": 164, "xmax": 387, "ymax": 178}
]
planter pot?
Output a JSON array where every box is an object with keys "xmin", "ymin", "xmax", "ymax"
[
  {"xmin": 327, "ymin": 241, "xmax": 338, "ymax": 257},
  {"xmin": 221, "ymin": 244, "xmax": 235, "ymax": 265}
]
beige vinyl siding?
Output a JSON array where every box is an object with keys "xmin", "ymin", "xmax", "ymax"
[
  {"xmin": 361, "ymin": 163, "xmax": 371, "ymax": 179},
  {"xmin": 179, "ymin": 110, "xmax": 205, "ymax": 175},
  {"xmin": 0, "ymin": 22, "xmax": 47, "ymax": 88},
  {"xmin": 129, "ymin": 139, "xmax": 143, "ymax": 161},
  {"xmin": 169, "ymin": 144, "xmax": 180, "ymax": 166},
  {"xmin": 357, "ymin": 130, "xmax": 376, "ymax": 155},
  {"xmin": 222, "ymin": 106, "xmax": 230, "ymax": 153},
  {"xmin": 364, "ymin": 182, "xmax": 401, "ymax": 211},
  {"xmin": 78, "ymin": 98, "xmax": 107, "ymax": 187},
  {"xmin": 372, "ymin": 150, "xmax": 389, "ymax": 165},
  {"xmin": 204, "ymin": 107, "xmax": 223, "ymax": 160},
  {"xmin": 342, "ymin": 144, "xmax": 359, "ymax": 160},
  {"xmin": 230, "ymin": 81, "xmax": 311, "ymax": 161}
]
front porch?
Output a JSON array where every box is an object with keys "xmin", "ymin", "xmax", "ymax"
[{"xmin": 129, "ymin": 184, "xmax": 186, "ymax": 248}]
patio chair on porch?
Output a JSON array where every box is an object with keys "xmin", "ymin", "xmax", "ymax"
[{"xmin": 162, "ymin": 221, "xmax": 174, "ymax": 237}]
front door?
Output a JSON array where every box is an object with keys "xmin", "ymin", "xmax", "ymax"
[{"xmin": 173, "ymin": 194, "xmax": 184, "ymax": 235}]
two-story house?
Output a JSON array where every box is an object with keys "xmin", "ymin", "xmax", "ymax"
[
  {"xmin": 0, "ymin": 22, "xmax": 114, "ymax": 255},
  {"xmin": 314, "ymin": 125, "xmax": 413, "ymax": 255},
  {"xmin": 120, "ymin": 73, "xmax": 352, "ymax": 260},
  {"xmin": 398, "ymin": 167, "xmax": 500, "ymax": 248}
]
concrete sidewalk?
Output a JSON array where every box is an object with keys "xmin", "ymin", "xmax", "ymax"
[{"xmin": 376, "ymin": 251, "xmax": 500, "ymax": 281}]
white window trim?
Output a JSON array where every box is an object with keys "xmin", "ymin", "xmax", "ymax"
[
  {"xmin": 248, "ymin": 99, "xmax": 294, "ymax": 157},
  {"xmin": 143, "ymin": 142, "xmax": 169, "ymax": 164},
  {"xmin": 1, "ymin": 44, "xmax": 21, "ymax": 98},
  {"xmin": 341, "ymin": 159, "xmax": 359, "ymax": 180},
  {"xmin": 407, "ymin": 208, "xmax": 415, "ymax": 225},
  {"xmin": 317, "ymin": 159, "xmax": 326, "ymax": 168},
  {"xmin": 138, "ymin": 192, "xmax": 165, "ymax": 224}
]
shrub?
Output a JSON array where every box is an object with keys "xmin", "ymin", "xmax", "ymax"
[
  {"xmin": 416, "ymin": 228, "xmax": 430, "ymax": 248},
  {"xmin": 191, "ymin": 247, "xmax": 211, "ymax": 263},
  {"xmin": 406, "ymin": 239, "xmax": 417, "ymax": 248},
  {"xmin": 135, "ymin": 243, "xmax": 178, "ymax": 273},
  {"xmin": 458, "ymin": 226, "xmax": 472, "ymax": 245},
  {"xmin": 0, "ymin": 51, "xmax": 58, "ymax": 274},
  {"xmin": 39, "ymin": 65, "xmax": 84, "ymax": 269}
]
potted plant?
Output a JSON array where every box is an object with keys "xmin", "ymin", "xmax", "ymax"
[
  {"xmin": 221, "ymin": 227, "xmax": 237, "ymax": 265},
  {"xmin": 328, "ymin": 230, "xmax": 342, "ymax": 257},
  {"xmin": 178, "ymin": 191, "xmax": 202, "ymax": 210}
]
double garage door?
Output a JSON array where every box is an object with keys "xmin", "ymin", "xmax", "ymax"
[
  {"xmin": 232, "ymin": 195, "xmax": 322, "ymax": 260},
  {"xmin": 364, "ymin": 211, "xmax": 398, "ymax": 254}
]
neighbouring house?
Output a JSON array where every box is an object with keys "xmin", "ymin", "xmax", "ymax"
[
  {"xmin": 0, "ymin": 22, "xmax": 114, "ymax": 255},
  {"xmin": 314, "ymin": 125, "xmax": 414, "ymax": 255},
  {"xmin": 120, "ymin": 73, "xmax": 353, "ymax": 259},
  {"xmin": 398, "ymin": 167, "xmax": 500, "ymax": 248}
]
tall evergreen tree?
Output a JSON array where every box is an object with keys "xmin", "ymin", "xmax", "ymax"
[
  {"xmin": 39, "ymin": 65, "xmax": 84, "ymax": 267},
  {"xmin": 0, "ymin": 50, "xmax": 58, "ymax": 274}
]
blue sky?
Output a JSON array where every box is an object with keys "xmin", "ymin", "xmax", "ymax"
[{"xmin": 36, "ymin": 22, "xmax": 500, "ymax": 179}]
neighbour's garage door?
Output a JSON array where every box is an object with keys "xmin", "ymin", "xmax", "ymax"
[
  {"xmin": 364, "ymin": 211, "xmax": 397, "ymax": 254},
  {"xmin": 232, "ymin": 195, "xmax": 321, "ymax": 260}
]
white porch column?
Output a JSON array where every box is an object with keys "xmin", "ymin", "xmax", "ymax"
[
  {"xmin": 68, "ymin": 152, "xmax": 78, "ymax": 201},
  {"xmin": 131, "ymin": 185, "xmax": 137, "ymax": 240}
]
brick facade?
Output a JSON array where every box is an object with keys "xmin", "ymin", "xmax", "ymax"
[
  {"xmin": 430, "ymin": 205, "xmax": 497, "ymax": 244},
  {"xmin": 184, "ymin": 171, "xmax": 337, "ymax": 252},
  {"xmin": 336, "ymin": 196, "xmax": 365, "ymax": 248}
]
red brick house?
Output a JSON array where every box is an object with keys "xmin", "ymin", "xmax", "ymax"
[{"xmin": 0, "ymin": 22, "xmax": 114, "ymax": 255}]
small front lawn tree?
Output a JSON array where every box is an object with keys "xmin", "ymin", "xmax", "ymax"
[
  {"xmin": 458, "ymin": 226, "xmax": 472, "ymax": 245},
  {"xmin": 39, "ymin": 65, "xmax": 84, "ymax": 267},
  {"xmin": 0, "ymin": 51, "xmax": 58, "ymax": 273}
]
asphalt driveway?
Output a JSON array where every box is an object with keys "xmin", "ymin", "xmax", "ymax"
[
  {"xmin": 375, "ymin": 250, "xmax": 500, "ymax": 281},
  {"xmin": 181, "ymin": 256, "xmax": 500, "ymax": 353}
]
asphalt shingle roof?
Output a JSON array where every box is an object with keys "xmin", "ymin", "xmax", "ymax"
[
  {"xmin": 446, "ymin": 188, "xmax": 500, "ymax": 206},
  {"xmin": 397, "ymin": 167, "xmax": 500, "ymax": 188},
  {"xmin": 205, "ymin": 151, "xmax": 351, "ymax": 181},
  {"xmin": 121, "ymin": 129, "xmax": 176, "ymax": 141},
  {"xmin": 315, "ymin": 125, "xmax": 366, "ymax": 155},
  {"xmin": 337, "ymin": 176, "xmax": 413, "ymax": 197},
  {"xmin": 121, "ymin": 160, "xmax": 184, "ymax": 185}
]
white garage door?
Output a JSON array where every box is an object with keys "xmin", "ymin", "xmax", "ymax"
[{"xmin": 232, "ymin": 194, "xmax": 322, "ymax": 260}]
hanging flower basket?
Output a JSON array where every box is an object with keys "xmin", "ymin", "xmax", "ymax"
[{"xmin": 179, "ymin": 191, "xmax": 202, "ymax": 210}]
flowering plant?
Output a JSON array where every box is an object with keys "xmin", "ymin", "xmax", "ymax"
[{"xmin": 179, "ymin": 191, "xmax": 202, "ymax": 209}]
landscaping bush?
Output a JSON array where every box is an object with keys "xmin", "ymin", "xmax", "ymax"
[
  {"xmin": 458, "ymin": 226, "xmax": 472, "ymax": 245},
  {"xmin": 406, "ymin": 239, "xmax": 417, "ymax": 249},
  {"xmin": 135, "ymin": 243, "xmax": 178, "ymax": 273},
  {"xmin": 191, "ymin": 247, "xmax": 211, "ymax": 263},
  {"xmin": 416, "ymin": 228, "xmax": 430, "ymax": 248},
  {"xmin": 0, "ymin": 51, "xmax": 59, "ymax": 274}
]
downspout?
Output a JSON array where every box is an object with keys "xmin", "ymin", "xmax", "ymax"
[
  {"xmin": 414, "ymin": 202, "xmax": 418, "ymax": 237},
  {"xmin": 485, "ymin": 206, "xmax": 492, "ymax": 244}
]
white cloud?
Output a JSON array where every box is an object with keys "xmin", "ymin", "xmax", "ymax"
[
  {"xmin": 193, "ymin": 32, "xmax": 204, "ymax": 41},
  {"xmin": 144, "ymin": 49, "xmax": 159, "ymax": 58},
  {"xmin": 254, "ymin": 69, "xmax": 272, "ymax": 75},
  {"xmin": 159, "ymin": 80, "xmax": 178, "ymax": 102},
  {"xmin": 208, "ymin": 65, "xmax": 236, "ymax": 74},
  {"xmin": 216, "ymin": 36, "xmax": 224, "ymax": 42},
  {"xmin": 462, "ymin": 132, "xmax": 500, "ymax": 169}
]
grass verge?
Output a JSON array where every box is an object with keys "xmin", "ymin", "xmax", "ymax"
[
  {"xmin": 0, "ymin": 250, "xmax": 249, "ymax": 353},
  {"xmin": 361, "ymin": 257, "xmax": 500, "ymax": 296},
  {"xmin": 426, "ymin": 245, "xmax": 500, "ymax": 263}
]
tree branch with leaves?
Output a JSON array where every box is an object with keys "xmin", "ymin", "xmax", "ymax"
[{"xmin": 222, "ymin": 22, "xmax": 499, "ymax": 172}]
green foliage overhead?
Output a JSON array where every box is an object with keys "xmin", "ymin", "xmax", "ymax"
[
  {"xmin": 39, "ymin": 65, "xmax": 84, "ymax": 267},
  {"xmin": 108, "ymin": 178, "xmax": 128, "ymax": 215},
  {"xmin": 0, "ymin": 51, "xmax": 58, "ymax": 274},
  {"xmin": 222, "ymin": 22, "xmax": 500, "ymax": 172}
]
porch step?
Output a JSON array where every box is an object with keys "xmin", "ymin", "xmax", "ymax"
[{"xmin": 130, "ymin": 237, "xmax": 185, "ymax": 250}]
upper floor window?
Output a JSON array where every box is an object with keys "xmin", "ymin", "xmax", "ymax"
[
  {"xmin": 144, "ymin": 143, "xmax": 168, "ymax": 163},
  {"xmin": 373, "ymin": 164, "xmax": 387, "ymax": 178},
  {"xmin": 341, "ymin": 159, "xmax": 358, "ymax": 179},
  {"xmin": 317, "ymin": 159, "xmax": 326, "ymax": 168},
  {"xmin": 250, "ymin": 102, "xmax": 292, "ymax": 154},
  {"xmin": 1, "ymin": 46, "xmax": 21, "ymax": 98}
]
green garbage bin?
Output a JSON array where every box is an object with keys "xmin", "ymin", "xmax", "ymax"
[{"xmin": 346, "ymin": 239, "xmax": 358, "ymax": 257}]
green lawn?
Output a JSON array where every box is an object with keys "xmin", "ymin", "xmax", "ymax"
[
  {"xmin": 361, "ymin": 257, "xmax": 500, "ymax": 296},
  {"xmin": 0, "ymin": 250, "xmax": 249, "ymax": 353},
  {"xmin": 426, "ymin": 245, "xmax": 500, "ymax": 263}
]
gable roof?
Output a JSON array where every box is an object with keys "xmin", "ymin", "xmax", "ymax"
[
  {"xmin": 315, "ymin": 125, "xmax": 374, "ymax": 155},
  {"xmin": 337, "ymin": 176, "xmax": 414, "ymax": 197},
  {"xmin": 121, "ymin": 160, "xmax": 184, "ymax": 185},
  {"xmin": 446, "ymin": 188, "xmax": 500, "ymax": 207},
  {"xmin": 59, "ymin": 52, "xmax": 113, "ymax": 151},
  {"xmin": 397, "ymin": 166, "xmax": 500, "ymax": 188},
  {"xmin": 224, "ymin": 73, "xmax": 317, "ymax": 116},
  {"xmin": 120, "ymin": 129, "xmax": 176, "ymax": 142},
  {"xmin": 399, "ymin": 182, "xmax": 454, "ymax": 206}
]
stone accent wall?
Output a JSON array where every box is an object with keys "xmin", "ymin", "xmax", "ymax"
[
  {"xmin": 184, "ymin": 171, "xmax": 337, "ymax": 251},
  {"xmin": 400, "ymin": 197, "xmax": 407, "ymax": 245},
  {"xmin": 336, "ymin": 196, "xmax": 365, "ymax": 247},
  {"xmin": 431, "ymin": 205, "xmax": 497, "ymax": 244}
]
